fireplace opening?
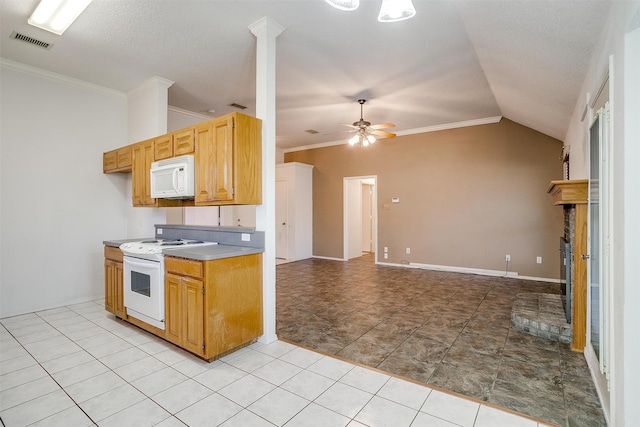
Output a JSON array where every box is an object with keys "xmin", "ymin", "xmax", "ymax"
[{"xmin": 560, "ymin": 236, "xmax": 572, "ymax": 323}]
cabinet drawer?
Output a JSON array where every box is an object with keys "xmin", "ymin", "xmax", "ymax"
[
  {"xmin": 165, "ymin": 256, "xmax": 203, "ymax": 278},
  {"xmin": 104, "ymin": 245, "xmax": 123, "ymax": 262}
]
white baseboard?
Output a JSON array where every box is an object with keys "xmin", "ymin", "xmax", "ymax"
[
  {"xmin": 375, "ymin": 260, "xmax": 559, "ymax": 283},
  {"xmin": 312, "ymin": 255, "xmax": 346, "ymax": 262}
]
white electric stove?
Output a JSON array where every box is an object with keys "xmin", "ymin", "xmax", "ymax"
[{"xmin": 119, "ymin": 238, "xmax": 217, "ymax": 330}]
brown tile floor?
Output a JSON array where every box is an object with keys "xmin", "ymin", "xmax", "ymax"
[{"xmin": 276, "ymin": 254, "xmax": 606, "ymax": 427}]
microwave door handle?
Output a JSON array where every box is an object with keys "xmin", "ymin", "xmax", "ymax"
[{"xmin": 173, "ymin": 168, "xmax": 179, "ymax": 192}]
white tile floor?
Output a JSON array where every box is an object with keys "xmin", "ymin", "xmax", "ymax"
[{"xmin": 0, "ymin": 300, "xmax": 555, "ymax": 427}]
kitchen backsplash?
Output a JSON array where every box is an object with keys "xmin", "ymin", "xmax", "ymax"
[{"xmin": 155, "ymin": 224, "xmax": 264, "ymax": 249}]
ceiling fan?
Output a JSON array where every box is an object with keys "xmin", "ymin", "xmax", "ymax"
[{"xmin": 344, "ymin": 99, "xmax": 396, "ymax": 147}]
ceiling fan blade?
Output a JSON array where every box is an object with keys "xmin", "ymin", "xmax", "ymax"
[
  {"xmin": 371, "ymin": 123, "xmax": 395, "ymax": 130},
  {"xmin": 372, "ymin": 130, "xmax": 396, "ymax": 139},
  {"xmin": 340, "ymin": 123, "xmax": 359, "ymax": 129}
]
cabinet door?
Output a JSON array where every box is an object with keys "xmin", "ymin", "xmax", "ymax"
[
  {"xmin": 165, "ymin": 273, "xmax": 181, "ymax": 345},
  {"xmin": 104, "ymin": 260, "xmax": 116, "ymax": 314},
  {"xmin": 103, "ymin": 150, "xmax": 118, "ymax": 173},
  {"xmin": 182, "ymin": 277, "xmax": 204, "ymax": 355},
  {"xmin": 174, "ymin": 128, "xmax": 195, "ymax": 155},
  {"xmin": 154, "ymin": 134, "xmax": 173, "ymax": 160},
  {"xmin": 213, "ymin": 116, "xmax": 234, "ymax": 201},
  {"xmin": 131, "ymin": 142, "xmax": 146, "ymax": 206},
  {"xmin": 195, "ymin": 122, "xmax": 215, "ymax": 204},
  {"xmin": 114, "ymin": 261, "xmax": 126, "ymax": 318},
  {"xmin": 117, "ymin": 146, "xmax": 132, "ymax": 169},
  {"xmin": 132, "ymin": 139, "xmax": 157, "ymax": 206}
]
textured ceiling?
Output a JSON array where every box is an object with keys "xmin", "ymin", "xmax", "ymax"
[{"xmin": 0, "ymin": 0, "xmax": 611, "ymax": 149}]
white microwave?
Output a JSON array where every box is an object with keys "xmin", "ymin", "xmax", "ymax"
[{"xmin": 150, "ymin": 155, "xmax": 195, "ymax": 199}]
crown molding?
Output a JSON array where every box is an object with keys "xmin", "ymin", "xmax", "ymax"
[
  {"xmin": 283, "ymin": 116, "xmax": 503, "ymax": 153},
  {"xmin": 168, "ymin": 105, "xmax": 212, "ymax": 121},
  {"xmin": 0, "ymin": 57, "xmax": 125, "ymax": 98}
]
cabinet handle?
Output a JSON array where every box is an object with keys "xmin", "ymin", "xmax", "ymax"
[{"xmin": 582, "ymin": 254, "xmax": 590, "ymax": 260}]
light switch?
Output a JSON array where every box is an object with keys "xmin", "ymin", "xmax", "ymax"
[{"xmin": 392, "ymin": 197, "xmax": 400, "ymax": 203}]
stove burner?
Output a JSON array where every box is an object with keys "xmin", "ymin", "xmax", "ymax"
[
  {"xmin": 185, "ymin": 240, "xmax": 204, "ymax": 244},
  {"xmin": 159, "ymin": 241, "xmax": 184, "ymax": 246},
  {"xmin": 141, "ymin": 240, "xmax": 159, "ymax": 243}
]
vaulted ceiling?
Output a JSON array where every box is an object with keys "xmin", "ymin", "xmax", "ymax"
[{"xmin": 0, "ymin": 0, "xmax": 611, "ymax": 149}]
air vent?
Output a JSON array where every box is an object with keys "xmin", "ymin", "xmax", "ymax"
[
  {"xmin": 10, "ymin": 31, "xmax": 53, "ymax": 50},
  {"xmin": 305, "ymin": 129, "xmax": 319, "ymax": 134},
  {"xmin": 228, "ymin": 103, "xmax": 247, "ymax": 110}
]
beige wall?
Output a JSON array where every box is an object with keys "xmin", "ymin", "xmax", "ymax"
[{"xmin": 285, "ymin": 118, "xmax": 564, "ymax": 279}]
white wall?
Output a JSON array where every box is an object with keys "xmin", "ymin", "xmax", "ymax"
[
  {"xmin": 562, "ymin": 2, "xmax": 640, "ymax": 425},
  {"xmin": 124, "ymin": 77, "xmax": 174, "ymax": 238},
  {"xmin": 0, "ymin": 60, "xmax": 128, "ymax": 318},
  {"xmin": 167, "ymin": 105, "xmax": 210, "ymax": 133}
]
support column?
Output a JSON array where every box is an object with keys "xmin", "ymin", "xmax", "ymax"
[
  {"xmin": 249, "ymin": 17, "xmax": 284, "ymax": 344},
  {"xmin": 126, "ymin": 76, "xmax": 174, "ymax": 238}
]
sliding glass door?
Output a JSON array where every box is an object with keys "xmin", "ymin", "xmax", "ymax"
[{"xmin": 586, "ymin": 103, "xmax": 610, "ymax": 407}]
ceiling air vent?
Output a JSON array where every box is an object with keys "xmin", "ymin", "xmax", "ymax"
[
  {"xmin": 305, "ymin": 129, "xmax": 319, "ymax": 134},
  {"xmin": 228, "ymin": 103, "xmax": 247, "ymax": 110},
  {"xmin": 10, "ymin": 31, "xmax": 53, "ymax": 50}
]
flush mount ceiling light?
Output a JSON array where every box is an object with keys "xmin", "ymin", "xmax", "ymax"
[
  {"xmin": 378, "ymin": 0, "xmax": 416, "ymax": 22},
  {"xmin": 324, "ymin": 0, "xmax": 360, "ymax": 12},
  {"xmin": 325, "ymin": 0, "xmax": 416, "ymax": 22},
  {"xmin": 28, "ymin": 0, "xmax": 93, "ymax": 35}
]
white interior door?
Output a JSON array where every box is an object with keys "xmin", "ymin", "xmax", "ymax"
[
  {"xmin": 361, "ymin": 183, "xmax": 373, "ymax": 252},
  {"xmin": 275, "ymin": 180, "xmax": 288, "ymax": 259}
]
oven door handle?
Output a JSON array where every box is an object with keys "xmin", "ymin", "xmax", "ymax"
[{"xmin": 124, "ymin": 257, "xmax": 159, "ymax": 269}]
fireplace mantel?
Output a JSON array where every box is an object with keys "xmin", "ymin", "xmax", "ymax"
[
  {"xmin": 548, "ymin": 179, "xmax": 588, "ymax": 352},
  {"xmin": 547, "ymin": 179, "xmax": 588, "ymax": 205}
]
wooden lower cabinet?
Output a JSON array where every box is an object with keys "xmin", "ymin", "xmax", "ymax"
[
  {"xmin": 164, "ymin": 254, "xmax": 263, "ymax": 361},
  {"xmin": 165, "ymin": 273, "xmax": 205, "ymax": 355},
  {"xmin": 104, "ymin": 246, "xmax": 126, "ymax": 319}
]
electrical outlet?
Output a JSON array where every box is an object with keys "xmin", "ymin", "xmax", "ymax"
[
  {"xmin": 384, "ymin": 253, "xmax": 388, "ymax": 259},
  {"xmin": 505, "ymin": 254, "xmax": 511, "ymax": 262},
  {"xmin": 537, "ymin": 256, "xmax": 543, "ymax": 264},
  {"xmin": 384, "ymin": 246, "xmax": 388, "ymax": 253},
  {"xmin": 406, "ymin": 248, "xmax": 411, "ymax": 254}
]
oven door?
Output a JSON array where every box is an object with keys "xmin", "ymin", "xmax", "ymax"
[{"xmin": 123, "ymin": 256, "xmax": 165, "ymax": 330}]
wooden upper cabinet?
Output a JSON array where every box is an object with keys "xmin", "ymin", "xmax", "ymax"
[
  {"xmin": 105, "ymin": 112, "xmax": 260, "ymax": 207},
  {"xmin": 174, "ymin": 127, "xmax": 196, "ymax": 156},
  {"xmin": 194, "ymin": 113, "xmax": 262, "ymax": 205},
  {"xmin": 213, "ymin": 115, "xmax": 234, "ymax": 201},
  {"xmin": 154, "ymin": 128, "xmax": 195, "ymax": 161},
  {"xmin": 103, "ymin": 146, "xmax": 132, "ymax": 173},
  {"xmin": 132, "ymin": 139, "xmax": 153, "ymax": 206},
  {"xmin": 154, "ymin": 134, "xmax": 173, "ymax": 161},
  {"xmin": 132, "ymin": 139, "xmax": 181, "ymax": 207}
]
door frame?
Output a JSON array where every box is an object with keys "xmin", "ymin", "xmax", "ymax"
[{"xmin": 343, "ymin": 176, "xmax": 378, "ymax": 262}]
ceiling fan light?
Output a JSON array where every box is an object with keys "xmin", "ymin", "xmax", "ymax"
[
  {"xmin": 325, "ymin": 0, "xmax": 359, "ymax": 12},
  {"xmin": 367, "ymin": 135, "xmax": 376, "ymax": 144},
  {"xmin": 378, "ymin": 0, "xmax": 416, "ymax": 22},
  {"xmin": 348, "ymin": 135, "xmax": 359, "ymax": 145}
]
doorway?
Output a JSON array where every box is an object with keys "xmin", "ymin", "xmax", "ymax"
[{"xmin": 343, "ymin": 176, "xmax": 377, "ymax": 261}]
